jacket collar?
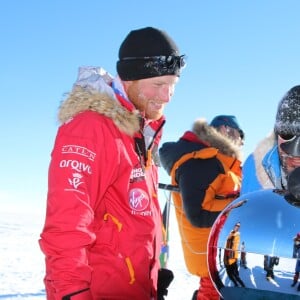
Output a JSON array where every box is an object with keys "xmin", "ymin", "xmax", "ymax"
[{"xmin": 187, "ymin": 119, "xmax": 242, "ymax": 160}]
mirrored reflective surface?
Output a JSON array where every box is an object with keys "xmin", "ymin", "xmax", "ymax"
[{"xmin": 208, "ymin": 189, "xmax": 300, "ymax": 299}]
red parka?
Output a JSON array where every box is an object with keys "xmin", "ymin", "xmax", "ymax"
[{"xmin": 39, "ymin": 69, "xmax": 163, "ymax": 300}]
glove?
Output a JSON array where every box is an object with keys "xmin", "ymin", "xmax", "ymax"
[{"xmin": 157, "ymin": 268, "xmax": 174, "ymax": 300}]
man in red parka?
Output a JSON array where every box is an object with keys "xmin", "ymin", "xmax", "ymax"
[{"xmin": 39, "ymin": 27, "xmax": 186, "ymax": 300}]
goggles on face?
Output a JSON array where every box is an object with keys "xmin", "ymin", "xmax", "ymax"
[
  {"xmin": 121, "ymin": 55, "xmax": 187, "ymax": 72},
  {"xmin": 277, "ymin": 133, "xmax": 300, "ymax": 156}
]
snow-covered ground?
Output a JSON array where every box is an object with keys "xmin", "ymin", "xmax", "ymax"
[
  {"xmin": 1, "ymin": 201, "xmax": 298, "ymax": 299},
  {"xmin": 0, "ymin": 211, "xmax": 45, "ymax": 299},
  {"xmin": 0, "ymin": 203, "xmax": 198, "ymax": 300}
]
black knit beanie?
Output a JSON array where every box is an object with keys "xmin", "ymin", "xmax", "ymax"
[
  {"xmin": 117, "ymin": 27, "xmax": 184, "ymax": 81},
  {"xmin": 274, "ymin": 85, "xmax": 300, "ymax": 135}
]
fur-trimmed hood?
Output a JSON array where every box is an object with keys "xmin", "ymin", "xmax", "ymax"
[
  {"xmin": 58, "ymin": 66, "xmax": 140, "ymax": 137},
  {"xmin": 241, "ymin": 131, "xmax": 282, "ymax": 194},
  {"xmin": 160, "ymin": 119, "xmax": 242, "ymax": 175},
  {"xmin": 192, "ymin": 119, "xmax": 242, "ymax": 160},
  {"xmin": 252, "ymin": 131, "xmax": 277, "ymax": 188},
  {"xmin": 58, "ymin": 86, "xmax": 140, "ymax": 137}
]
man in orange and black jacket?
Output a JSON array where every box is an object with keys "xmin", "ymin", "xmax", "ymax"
[{"xmin": 159, "ymin": 115, "xmax": 244, "ymax": 300}]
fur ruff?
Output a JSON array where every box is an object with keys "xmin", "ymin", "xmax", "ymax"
[
  {"xmin": 58, "ymin": 86, "xmax": 140, "ymax": 136},
  {"xmin": 192, "ymin": 119, "xmax": 242, "ymax": 161},
  {"xmin": 252, "ymin": 131, "xmax": 276, "ymax": 188}
]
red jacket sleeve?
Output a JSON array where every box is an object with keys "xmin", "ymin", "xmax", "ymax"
[{"xmin": 39, "ymin": 111, "xmax": 116, "ymax": 299}]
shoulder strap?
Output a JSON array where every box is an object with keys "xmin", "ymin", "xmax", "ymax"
[
  {"xmin": 215, "ymin": 151, "xmax": 240, "ymax": 174},
  {"xmin": 170, "ymin": 148, "xmax": 241, "ymax": 196},
  {"xmin": 170, "ymin": 148, "xmax": 219, "ymax": 185}
]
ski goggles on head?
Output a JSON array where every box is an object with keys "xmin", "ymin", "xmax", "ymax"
[
  {"xmin": 121, "ymin": 55, "xmax": 187, "ymax": 72},
  {"xmin": 277, "ymin": 133, "xmax": 300, "ymax": 156}
]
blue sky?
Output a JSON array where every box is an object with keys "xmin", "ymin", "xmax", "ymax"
[{"xmin": 1, "ymin": 1, "xmax": 300, "ymax": 212}]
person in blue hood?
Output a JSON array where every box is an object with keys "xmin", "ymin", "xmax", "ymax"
[{"xmin": 241, "ymin": 85, "xmax": 300, "ymax": 194}]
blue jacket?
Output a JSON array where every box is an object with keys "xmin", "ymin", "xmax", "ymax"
[{"xmin": 241, "ymin": 132, "xmax": 283, "ymax": 195}]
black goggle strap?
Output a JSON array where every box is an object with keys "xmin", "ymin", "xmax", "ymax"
[{"xmin": 121, "ymin": 55, "xmax": 186, "ymax": 69}]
